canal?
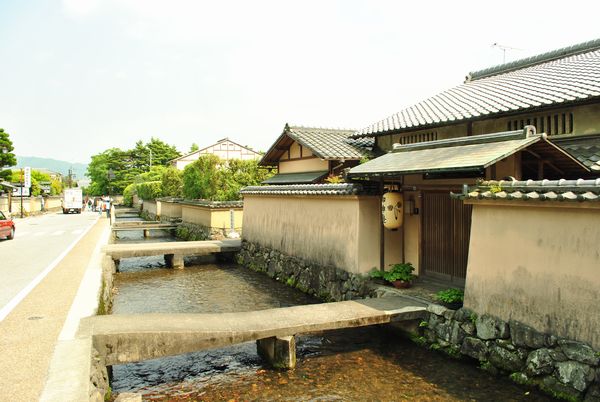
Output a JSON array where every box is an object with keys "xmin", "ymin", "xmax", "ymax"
[{"xmin": 109, "ymin": 223, "xmax": 553, "ymax": 401}]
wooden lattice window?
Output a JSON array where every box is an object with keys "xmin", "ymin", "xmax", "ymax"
[{"xmin": 507, "ymin": 112, "xmax": 574, "ymax": 135}]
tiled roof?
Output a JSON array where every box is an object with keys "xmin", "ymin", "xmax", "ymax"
[
  {"xmin": 349, "ymin": 127, "xmax": 588, "ymax": 178},
  {"xmin": 240, "ymin": 183, "xmax": 366, "ymax": 196},
  {"xmin": 286, "ymin": 125, "xmax": 371, "ymax": 159},
  {"xmin": 555, "ymin": 135, "xmax": 600, "ymax": 172},
  {"xmin": 260, "ymin": 124, "xmax": 372, "ymax": 165},
  {"xmin": 355, "ymin": 38, "xmax": 600, "ymax": 137},
  {"xmin": 179, "ymin": 200, "xmax": 244, "ymax": 208},
  {"xmin": 452, "ymin": 178, "xmax": 600, "ymax": 202}
]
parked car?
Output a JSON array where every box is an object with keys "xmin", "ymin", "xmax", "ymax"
[{"xmin": 0, "ymin": 211, "xmax": 15, "ymax": 240}]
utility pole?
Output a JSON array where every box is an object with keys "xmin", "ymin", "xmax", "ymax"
[
  {"xmin": 20, "ymin": 168, "xmax": 23, "ymax": 218},
  {"xmin": 68, "ymin": 167, "xmax": 73, "ymax": 188}
]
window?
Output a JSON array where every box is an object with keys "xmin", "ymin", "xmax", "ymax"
[{"xmin": 507, "ymin": 112, "xmax": 574, "ymax": 135}]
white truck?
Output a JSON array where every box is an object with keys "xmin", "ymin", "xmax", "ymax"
[{"xmin": 62, "ymin": 188, "xmax": 83, "ymax": 214}]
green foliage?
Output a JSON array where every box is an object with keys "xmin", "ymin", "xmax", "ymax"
[
  {"xmin": 161, "ymin": 167, "xmax": 183, "ymax": 197},
  {"xmin": 286, "ymin": 277, "xmax": 296, "ymax": 287},
  {"xmin": 189, "ymin": 143, "xmax": 199, "ymax": 152},
  {"xmin": 50, "ymin": 179, "xmax": 63, "ymax": 195},
  {"xmin": 86, "ymin": 138, "xmax": 180, "ymax": 196},
  {"xmin": 213, "ymin": 159, "xmax": 275, "ymax": 201},
  {"xmin": 370, "ymin": 263, "xmax": 416, "ymax": 283},
  {"xmin": 0, "ymin": 128, "xmax": 16, "ymax": 180},
  {"xmin": 324, "ymin": 174, "xmax": 343, "ymax": 183},
  {"xmin": 136, "ymin": 181, "xmax": 162, "ymax": 200},
  {"xmin": 436, "ymin": 288, "xmax": 464, "ymax": 304},
  {"xmin": 469, "ymin": 313, "xmax": 478, "ymax": 324},
  {"xmin": 419, "ymin": 320, "xmax": 428, "ymax": 328},
  {"xmin": 123, "ymin": 183, "xmax": 136, "ymax": 206},
  {"xmin": 411, "ymin": 334, "xmax": 428, "ymax": 346},
  {"xmin": 182, "ymin": 154, "xmax": 220, "ymax": 199}
]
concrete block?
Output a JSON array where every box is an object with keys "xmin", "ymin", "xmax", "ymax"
[
  {"xmin": 164, "ymin": 254, "xmax": 184, "ymax": 269},
  {"xmin": 256, "ymin": 336, "xmax": 296, "ymax": 369}
]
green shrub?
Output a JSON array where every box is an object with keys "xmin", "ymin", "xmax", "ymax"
[
  {"xmin": 123, "ymin": 183, "xmax": 136, "ymax": 206},
  {"xmin": 436, "ymin": 288, "xmax": 464, "ymax": 304},
  {"xmin": 369, "ymin": 263, "xmax": 416, "ymax": 283},
  {"xmin": 136, "ymin": 181, "xmax": 162, "ymax": 200}
]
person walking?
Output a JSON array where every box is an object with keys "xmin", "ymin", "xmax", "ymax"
[{"xmin": 104, "ymin": 197, "xmax": 111, "ymax": 218}]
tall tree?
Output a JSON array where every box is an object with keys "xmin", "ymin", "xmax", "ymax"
[
  {"xmin": 132, "ymin": 137, "xmax": 181, "ymax": 172},
  {"xmin": 189, "ymin": 143, "xmax": 199, "ymax": 152},
  {"xmin": 0, "ymin": 128, "xmax": 17, "ymax": 181}
]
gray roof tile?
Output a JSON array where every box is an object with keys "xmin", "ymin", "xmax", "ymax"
[
  {"xmin": 286, "ymin": 125, "xmax": 372, "ymax": 159},
  {"xmin": 556, "ymin": 136, "xmax": 600, "ymax": 172},
  {"xmin": 453, "ymin": 178, "xmax": 600, "ymax": 203},
  {"xmin": 240, "ymin": 183, "xmax": 368, "ymax": 196},
  {"xmin": 356, "ymin": 39, "xmax": 600, "ymax": 137}
]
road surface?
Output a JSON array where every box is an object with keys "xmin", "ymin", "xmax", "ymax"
[{"xmin": 0, "ymin": 210, "xmax": 99, "ymax": 320}]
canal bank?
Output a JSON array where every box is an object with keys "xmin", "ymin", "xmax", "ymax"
[
  {"xmin": 0, "ymin": 216, "xmax": 108, "ymax": 402},
  {"xmin": 98, "ymin": 219, "xmax": 555, "ymax": 401}
]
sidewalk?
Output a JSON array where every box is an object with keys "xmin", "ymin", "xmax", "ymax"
[{"xmin": 0, "ymin": 217, "xmax": 109, "ymax": 401}]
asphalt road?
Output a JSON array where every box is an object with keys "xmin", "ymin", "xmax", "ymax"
[{"xmin": 0, "ymin": 210, "xmax": 99, "ymax": 320}]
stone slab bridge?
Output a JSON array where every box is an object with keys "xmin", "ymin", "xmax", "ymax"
[
  {"xmin": 80, "ymin": 296, "xmax": 426, "ymax": 369},
  {"xmin": 102, "ymin": 239, "xmax": 241, "ymax": 269},
  {"xmin": 111, "ymin": 221, "xmax": 180, "ymax": 238}
]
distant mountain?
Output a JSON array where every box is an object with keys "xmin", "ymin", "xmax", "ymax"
[{"xmin": 15, "ymin": 156, "xmax": 88, "ymax": 180}]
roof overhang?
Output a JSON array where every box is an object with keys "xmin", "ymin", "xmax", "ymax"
[
  {"xmin": 348, "ymin": 128, "xmax": 589, "ymax": 179},
  {"xmin": 262, "ymin": 170, "xmax": 329, "ymax": 185}
]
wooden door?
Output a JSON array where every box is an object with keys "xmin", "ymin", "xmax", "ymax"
[{"xmin": 422, "ymin": 192, "xmax": 472, "ymax": 282}]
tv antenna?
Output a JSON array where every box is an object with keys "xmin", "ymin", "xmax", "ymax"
[{"xmin": 492, "ymin": 43, "xmax": 523, "ymax": 63}]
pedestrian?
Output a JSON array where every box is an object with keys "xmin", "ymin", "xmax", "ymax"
[{"xmin": 104, "ymin": 197, "xmax": 111, "ymax": 218}]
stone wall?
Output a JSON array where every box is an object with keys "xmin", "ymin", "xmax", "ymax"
[
  {"xmin": 236, "ymin": 241, "xmax": 368, "ymax": 301},
  {"xmin": 419, "ymin": 304, "xmax": 600, "ymax": 401}
]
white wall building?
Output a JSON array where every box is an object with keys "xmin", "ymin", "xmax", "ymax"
[{"xmin": 170, "ymin": 138, "xmax": 261, "ymax": 170}]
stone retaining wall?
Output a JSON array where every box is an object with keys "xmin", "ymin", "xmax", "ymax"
[
  {"xmin": 236, "ymin": 241, "xmax": 368, "ymax": 302},
  {"xmin": 419, "ymin": 304, "xmax": 600, "ymax": 401}
]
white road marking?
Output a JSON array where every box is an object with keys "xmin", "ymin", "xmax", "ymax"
[{"xmin": 0, "ymin": 216, "xmax": 99, "ymax": 322}]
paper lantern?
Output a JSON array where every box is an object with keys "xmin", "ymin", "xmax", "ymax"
[{"xmin": 382, "ymin": 192, "xmax": 403, "ymax": 229}]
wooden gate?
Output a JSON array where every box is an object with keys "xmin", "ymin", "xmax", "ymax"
[{"xmin": 421, "ymin": 192, "xmax": 472, "ymax": 283}]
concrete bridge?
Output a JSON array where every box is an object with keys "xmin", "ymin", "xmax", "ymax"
[
  {"xmin": 102, "ymin": 239, "xmax": 241, "ymax": 269},
  {"xmin": 111, "ymin": 221, "xmax": 180, "ymax": 237},
  {"xmin": 80, "ymin": 296, "xmax": 426, "ymax": 368}
]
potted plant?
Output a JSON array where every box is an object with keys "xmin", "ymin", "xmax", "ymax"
[
  {"xmin": 370, "ymin": 263, "xmax": 417, "ymax": 288},
  {"xmin": 435, "ymin": 288, "xmax": 464, "ymax": 309}
]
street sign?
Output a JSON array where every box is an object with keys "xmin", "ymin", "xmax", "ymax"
[{"xmin": 24, "ymin": 166, "xmax": 31, "ymax": 188}]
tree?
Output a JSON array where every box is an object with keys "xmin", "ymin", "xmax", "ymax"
[
  {"xmin": 131, "ymin": 138, "xmax": 180, "ymax": 172},
  {"xmin": 182, "ymin": 156, "xmax": 275, "ymax": 201},
  {"xmin": 189, "ymin": 143, "xmax": 199, "ymax": 152},
  {"xmin": 182, "ymin": 154, "xmax": 221, "ymax": 199},
  {"xmin": 0, "ymin": 128, "xmax": 17, "ymax": 181},
  {"xmin": 214, "ymin": 159, "xmax": 275, "ymax": 201},
  {"xmin": 161, "ymin": 167, "xmax": 183, "ymax": 197},
  {"xmin": 86, "ymin": 148, "xmax": 131, "ymax": 195}
]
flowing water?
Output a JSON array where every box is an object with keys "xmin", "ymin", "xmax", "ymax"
[{"xmin": 110, "ymin": 216, "xmax": 553, "ymax": 401}]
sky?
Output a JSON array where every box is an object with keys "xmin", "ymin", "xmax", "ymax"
[{"xmin": 1, "ymin": 0, "xmax": 599, "ymax": 164}]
